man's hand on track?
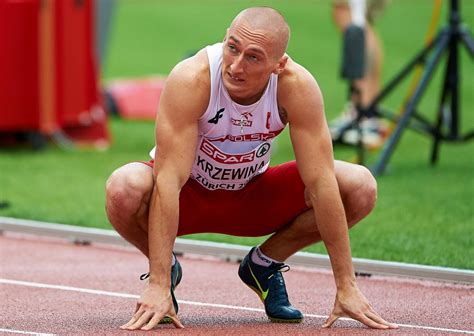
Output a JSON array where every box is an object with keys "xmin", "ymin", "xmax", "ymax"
[
  {"xmin": 120, "ymin": 283, "xmax": 184, "ymax": 330},
  {"xmin": 322, "ymin": 284, "xmax": 398, "ymax": 329}
]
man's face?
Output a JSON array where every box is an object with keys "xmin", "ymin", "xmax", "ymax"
[{"xmin": 222, "ymin": 22, "xmax": 283, "ymax": 104}]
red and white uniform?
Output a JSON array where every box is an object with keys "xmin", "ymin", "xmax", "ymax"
[
  {"xmin": 151, "ymin": 43, "xmax": 285, "ymax": 191},
  {"xmin": 144, "ymin": 43, "xmax": 308, "ymax": 236}
]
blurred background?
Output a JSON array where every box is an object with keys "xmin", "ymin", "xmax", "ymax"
[{"xmin": 0, "ymin": 0, "xmax": 472, "ymax": 269}]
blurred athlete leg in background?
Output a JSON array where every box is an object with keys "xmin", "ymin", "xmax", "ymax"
[{"xmin": 330, "ymin": 0, "xmax": 388, "ymax": 149}]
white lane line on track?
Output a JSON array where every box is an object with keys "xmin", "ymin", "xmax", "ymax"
[
  {"xmin": 1, "ymin": 278, "xmax": 473, "ymax": 335},
  {"xmin": 0, "ymin": 328, "xmax": 55, "ymax": 336}
]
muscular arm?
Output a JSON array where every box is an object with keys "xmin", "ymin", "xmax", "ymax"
[
  {"xmin": 121, "ymin": 50, "xmax": 211, "ymax": 331},
  {"xmin": 280, "ymin": 63, "xmax": 355, "ymax": 289},
  {"xmin": 148, "ymin": 53, "xmax": 209, "ymax": 287},
  {"xmin": 279, "ymin": 61, "xmax": 396, "ymax": 330}
]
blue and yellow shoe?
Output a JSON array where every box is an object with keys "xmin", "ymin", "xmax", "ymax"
[
  {"xmin": 238, "ymin": 247, "xmax": 303, "ymax": 323},
  {"xmin": 140, "ymin": 252, "xmax": 182, "ymax": 323}
]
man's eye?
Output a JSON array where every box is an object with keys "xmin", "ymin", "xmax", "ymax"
[{"xmin": 248, "ymin": 55, "xmax": 258, "ymax": 62}]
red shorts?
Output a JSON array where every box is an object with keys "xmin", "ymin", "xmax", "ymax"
[{"xmin": 141, "ymin": 160, "xmax": 309, "ymax": 237}]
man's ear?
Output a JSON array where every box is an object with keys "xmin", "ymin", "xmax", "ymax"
[{"xmin": 273, "ymin": 55, "xmax": 289, "ymax": 75}]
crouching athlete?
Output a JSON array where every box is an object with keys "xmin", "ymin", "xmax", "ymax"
[{"xmin": 105, "ymin": 6, "xmax": 398, "ymax": 331}]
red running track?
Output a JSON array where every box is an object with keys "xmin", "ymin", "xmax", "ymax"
[{"xmin": 1, "ymin": 233, "xmax": 473, "ymax": 335}]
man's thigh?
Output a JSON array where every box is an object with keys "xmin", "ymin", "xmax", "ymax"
[{"xmin": 178, "ymin": 161, "xmax": 308, "ymax": 237}]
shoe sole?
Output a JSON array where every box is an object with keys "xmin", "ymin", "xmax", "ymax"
[{"xmin": 269, "ymin": 317, "xmax": 303, "ymax": 323}]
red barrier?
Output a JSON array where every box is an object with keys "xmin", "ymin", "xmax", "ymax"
[
  {"xmin": 0, "ymin": 0, "xmax": 42, "ymax": 131},
  {"xmin": 0, "ymin": 0, "xmax": 110, "ymax": 148},
  {"xmin": 53, "ymin": 0, "xmax": 109, "ymax": 147}
]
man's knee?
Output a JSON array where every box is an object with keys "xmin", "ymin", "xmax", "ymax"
[
  {"xmin": 347, "ymin": 165, "xmax": 377, "ymax": 226},
  {"xmin": 363, "ymin": 166, "xmax": 377, "ymax": 207},
  {"xmin": 105, "ymin": 164, "xmax": 153, "ymax": 220}
]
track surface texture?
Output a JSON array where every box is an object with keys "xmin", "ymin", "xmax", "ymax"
[{"xmin": 1, "ymin": 233, "xmax": 473, "ymax": 335}]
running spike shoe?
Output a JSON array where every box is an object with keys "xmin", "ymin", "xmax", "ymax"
[{"xmin": 238, "ymin": 247, "xmax": 303, "ymax": 323}]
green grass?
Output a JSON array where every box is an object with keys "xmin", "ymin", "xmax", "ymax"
[{"xmin": 1, "ymin": 0, "xmax": 473, "ymax": 269}]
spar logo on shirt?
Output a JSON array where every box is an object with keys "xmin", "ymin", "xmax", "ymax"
[
  {"xmin": 200, "ymin": 138, "xmax": 255, "ymax": 164},
  {"xmin": 192, "ymin": 136, "xmax": 275, "ymax": 190}
]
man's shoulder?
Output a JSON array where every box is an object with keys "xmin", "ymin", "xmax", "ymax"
[
  {"xmin": 277, "ymin": 57, "xmax": 323, "ymax": 122},
  {"xmin": 160, "ymin": 47, "xmax": 211, "ymax": 117},
  {"xmin": 278, "ymin": 57, "xmax": 315, "ymax": 92},
  {"xmin": 277, "ymin": 58, "xmax": 320, "ymax": 107},
  {"xmin": 167, "ymin": 47, "xmax": 211, "ymax": 92}
]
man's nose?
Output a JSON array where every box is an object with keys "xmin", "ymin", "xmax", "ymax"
[{"xmin": 230, "ymin": 54, "xmax": 245, "ymax": 75}]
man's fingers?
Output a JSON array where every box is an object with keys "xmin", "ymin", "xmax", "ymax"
[
  {"xmin": 169, "ymin": 312, "xmax": 185, "ymax": 329},
  {"xmin": 322, "ymin": 311, "xmax": 339, "ymax": 328},
  {"xmin": 130, "ymin": 304, "xmax": 146, "ymax": 320},
  {"xmin": 140, "ymin": 312, "xmax": 184, "ymax": 331},
  {"xmin": 354, "ymin": 313, "xmax": 389, "ymax": 329},
  {"xmin": 127, "ymin": 311, "xmax": 153, "ymax": 330},
  {"xmin": 119, "ymin": 306, "xmax": 144, "ymax": 329},
  {"xmin": 140, "ymin": 314, "xmax": 164, "ymax": 331},
  {"xmin": 366, "ymin": 311, "xmax": 399, "ymax": 329},
  {"xmin": 120, "ymin": 317, "xmax": 139, "ymax": 330},
  {"xmin": 119, "ymin": 319, "xmax": 135, "ymax": 330}
]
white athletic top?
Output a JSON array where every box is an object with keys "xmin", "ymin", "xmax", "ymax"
[{"xmin": 150, "ymin": 42, "xmax": 285, "ymax": 190}]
